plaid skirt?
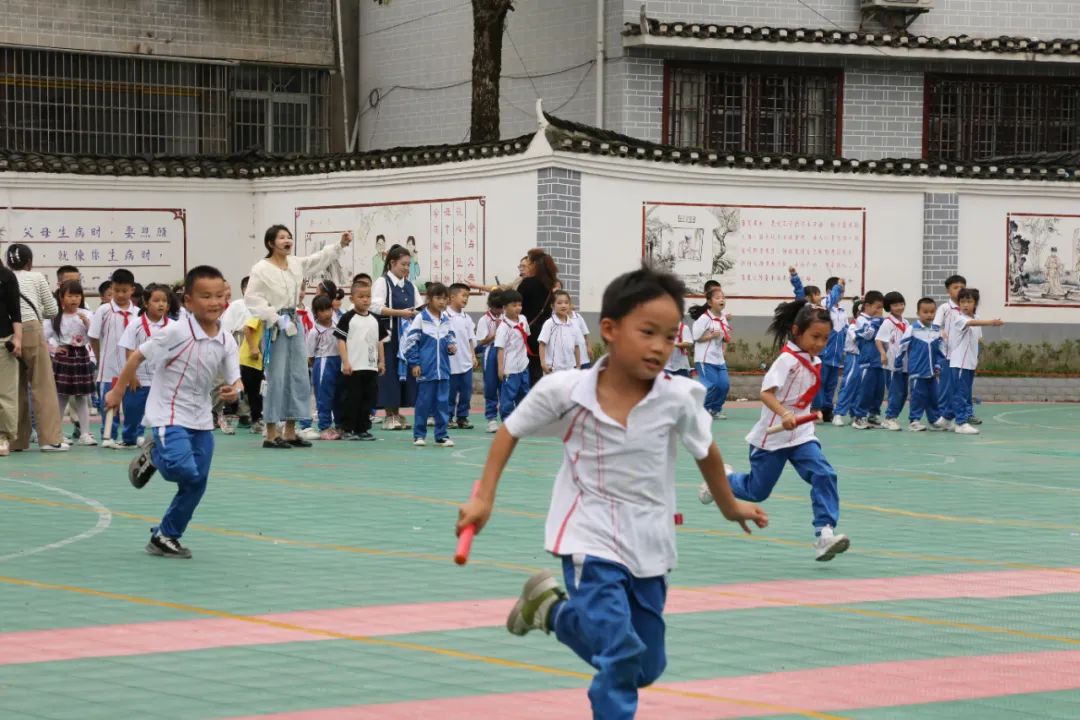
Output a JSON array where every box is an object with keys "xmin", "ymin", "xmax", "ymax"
[{"xmin": 53, "ymin": 345, "xmax": 94, "ymax": 396}]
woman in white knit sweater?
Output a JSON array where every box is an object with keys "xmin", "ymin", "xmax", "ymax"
[
  {"xmin": 245, "ymin": 225, "xmax": 352, "ymax": 449},
  {"xmin": 5, "ymin": 244, "xmax": 66, "ymax": 452}
]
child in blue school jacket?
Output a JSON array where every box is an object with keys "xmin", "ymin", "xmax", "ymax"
[{"xmin": 402, "ymin": 282, "xmax": 457, "ymax": 447}]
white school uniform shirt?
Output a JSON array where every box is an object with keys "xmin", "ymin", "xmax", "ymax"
[
  {"xmin": 746, "ymin": 342, "xmax": 821, "ymax": 451},
  {"xmin": 503, "ymin": 357, "xmax": 714, "ymax": 578},
  {"xmin": 89, "ymin": 300, "xmax": 141, "ymax": 383},
  {"xmin": 933, "ymin": 299, "xmax": 961, "ymax": 354},
  {"xmin": 220, "ymin": 300, "xmax": 252, "ymax": 336},
  {"xmin": 446, "ymin": 308, "xmax": 476, "ymax": 375},
  {"xmin": 572, "ymin": 311, "xmax": 590, "ymax": 359},
  {"xmin": 874, "ymin": 315, "xmax": 909, "ymax": 372},
  {"xmin": 691, "ymin": 311, "xmax": 730, "ymax": 366},
  {"xmin": 665, "ymin": 321, "xmax": 693, "ymax": 373},
  {"xmin": 44, "ymin": 309, "xmax": 93, "ymax": 350},
  {"xmin": 475, "ymin": 311, "xmax": 501, "ymax": 363},
  {"xmin": 305, "ymin": 321, "xmax": 339, "ymax": 358},
  {"xmin": 118, "ymin": 314, "xmax": 171, "ymax": 386},
  {"xmin": 538, "ymin": 315, "xmax": 585, "ymax": 372},
  {"xmin": 494, "ymin": 316, "xmax": 531, "ymax": 375},
  {"xmin": 138, "ymin": 316, "xmax": 241, "ymax": 430},
  {"xmin": 334, "ymin": 310, "xmax": 385, "ymax": 371},
  {"xmin": 948, "ymin": 314, "xmax": 982, "ymax": 370}
]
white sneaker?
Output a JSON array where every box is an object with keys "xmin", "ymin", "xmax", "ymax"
[
  {"xmin": 715, "ymin": 413, "xmax": 728, "ymax": 420},
  {"xmin": 78, "ymin": 433, "xmax": 99, "ymax": 446},
  {"xmin": 136, "ymin": 436, "xmax": 146, "ymax": 448},
  {"xmin": 932, "ymin": 417, "xmax": 953, "ymax": 431},
  {"xmin": 831, "ymin": 415, "xmax": 846, "ymax": 427},
  {"xmin": 881, "ymin": 418, "xmax": 902, "ymax": 431},
  {"xmin": 813, "ymin": 527, "xmax": 850, "ymax": 561},
  {"xmin": 954, "ymin": 423, "xmax": 980, "ymax": 435},
  {"xmin": 506, "ymin": 570, "xmax": 566, "ymax": 636},
  {"xmin": 299, "ymin": 427, "xmax": 321, "ymax": 441},
  {"xmin": 0, "ymin": 438, "xmax": 9, "ymax": 457},
  {"xmin": 218, "ymin": 416, "xmax": 236, "ymax": 435},
  {"xmin": 435, "ymin": 438, "xmax": 455, "ymax": 448},
  {"xmin": 486, "ymin": 419, "xmax": 499, "ymax": 433},
  {"xmin": 413, "ymin": 438, "xmax": 426, "ymax": 447},
  {"xmin": 908, "ymin": 421, "xmax": 927, "ymax": 432},
  {"xmin": 101, "ymin": 438, "xmax": 119, "ymax": 449},
  {"xmin": 851, "ymin": 418, "xmax": 870, "ymax": 430},
  {"xmin": 41, "ymin": 443, "xmax": 70, "ymax": 453},
  {"xmin": 698, "ymin": 464, "xmax": 732, "ymax": 505}
]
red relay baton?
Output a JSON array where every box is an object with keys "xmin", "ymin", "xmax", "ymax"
[
  {"xmin": 454, "ymin": 481, "xmax": 481, "ymax": 565},
  {"xmin": 764, "ymin": 411, "xmax": 821, "ymax": 435}
]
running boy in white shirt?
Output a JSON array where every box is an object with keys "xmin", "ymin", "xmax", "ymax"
[
  {"xmin": 700, "ymin": 297, "xmax": 849, "ymax": 561},
  {"xmin": 538, "ymin": 290, "xmax": 584, "ymax": 374},
  {"xmin": 875, "ymin": 291, "xmax": 908, "ymax": 431},
  {"xmin": 493, "ymin": 289, "xmax": 531, "ymax": 419},
  {"xmin": 89, "ymin": 268, "xmax": 140, "ymax": 445},
  {"xmin": 949, "ymin": 288, "xmax": 1003, "ymax": 435},
  {"xmin": 446, "ymin": 283, "xmax": 478, "ymax": 430},
  {"xmin": 456, "ymin": 265, "xmax": 767, "ymax": 720},
  {"xmin": 105, "ymin": 266, "xmax": 241, "ymax": 559}
]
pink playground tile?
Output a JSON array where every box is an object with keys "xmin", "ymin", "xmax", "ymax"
[
  {"xmin": 225, "ymin": 649, "xmax": 1080, "ymax": 719},
  {"xmin": 4, "ymin": 567, "xmax": 1080, "ymax": 666}
]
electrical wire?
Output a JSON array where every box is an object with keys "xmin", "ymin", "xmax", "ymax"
[
  {"xmin": 504, "ymin": 25, "xmax": 540, "ymax": 99},
  {"xmin": 360, "ymin": 3, "xmax": 463, "ymax": 38}
]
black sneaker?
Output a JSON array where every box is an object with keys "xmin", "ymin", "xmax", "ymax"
[
  {"xmin": 146, "ymin": 533, "xmax": 192, "ymax": 559},
  {"xmin": 820, "ymin": 408, "xmax": 834, "ymax": 423},
  {"xmin": 71, "ymin": 422, "xmax": 82, "ymax": 441},
  {"xmin": 356, "ymin": 432, "xmax": 376, "ymax": 441},
  {"xmin": 341, "ymin": 431, "xmax": 359, "ymax": 441},
  {"xmin": 969, "ymin": 415, "xmax": 983, "ymax": 425},
  {"xmin": 262, "ymin": 437, "xmax": 293, "ymax": 449},
  {"xmin": 129, "ymin": 441, "xmax": 157, "ymax": 489},
  {"xmin": 456, "ymin": 418, "xmax": 474, "ymax": 429},
  {"xmin": 287, "ymin": 437, "xmax": 312, "ymax": 448}
]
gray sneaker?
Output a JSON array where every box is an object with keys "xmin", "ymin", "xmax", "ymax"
[
  {"xmin": 146, "ymin": 533, "xmax": 192, "ymax": 559},
  {"xmin": 506, "ymin": 570, "xmax": 566, "ymax": 636}
]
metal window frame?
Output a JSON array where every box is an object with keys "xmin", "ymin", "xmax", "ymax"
[{"xmin": 662, "ymin": 60, "xmax": 844, "ymax": 157}]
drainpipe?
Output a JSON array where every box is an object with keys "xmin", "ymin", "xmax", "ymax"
[
  {"xmin": 596, "ymin": 0, "xmax": 605, "ymax": 127},
  {"xmin": 334, "ymin": 0, "xmax": 350, "ymax": 151}
]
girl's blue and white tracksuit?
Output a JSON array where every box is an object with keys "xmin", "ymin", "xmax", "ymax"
[
  {"xmin": 896, "ymin": 321, "xmax": 945, "ymax": 424},
  {"xmin": 402, "ymin": 309, "xmax": 456, "ymax": 441},
  {"xmin": 834, "ymin": 323, "xmax": 859, "ymax": 417},
  {"xmin": 852, "ymin": 314, "xmax": 885, "ymax": 420},
  {"xmin": 691, "ymin": 311, "xmax": 730, "ymax": 415}
]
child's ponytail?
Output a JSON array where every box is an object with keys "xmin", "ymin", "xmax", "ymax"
[{"xmin": 767, "ymin": 298, "xmax": 830, "ymax": 352}]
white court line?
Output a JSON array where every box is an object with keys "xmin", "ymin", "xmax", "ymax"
[
  {"xmin": 0, "ymin": 477, "xmax": 113, "ymax": 562},
  {"xmin": 992, "ymin": 406, "xmax": 1079, "ymax": 433},
  {"xmin": 833, "ymin": 463, "xmax": 1080, "ymax": 495}
]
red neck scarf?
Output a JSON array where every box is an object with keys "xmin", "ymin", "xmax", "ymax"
[{"xmin": 781, "ymin": 345, "xmax": 821, "ymax": 409}]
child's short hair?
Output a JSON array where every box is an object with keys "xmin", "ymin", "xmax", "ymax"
[
  {"xmin": 825, "ymin": 276, "xmax": 841, "ymax": 292},
  {"xmin": 883, "ymin": 291, "xmax": 905, "ymax": 312},
  {"xmin": 487, "ymin": 291, "xmax": 505, "ymax": 309},
  {"xmin": 601, "ymin": 264, "xmax": 686, "ymax": 321},
  {"xmin": 111, "ymin": 268, "xmax": 135, "ymax": 286},
  {"xmin": 944, "ymin": 274, "xmax": 967, "ymax": 289},
  {"xmin": 98, "ymin": 280, "xmax": 112, "ymax": 296},
  {"xmin": 703, "ymin": 279, "xmax": 720, "ymax": 293},
  {"xmin": 916, "ymin": 297, "xmax": 937, "ymax": 312},
  {"xmin": 240, "ymin": 275, "xmax": 250, "ymax": 293},
  {"xmin": 500, "ymin": 289, "xmax": 523, "ymax": 305},
  {"xmin": 351, "ymin": 280, "xmax": 372, "ymax": 293},
  {"xmin": 863, "ymin": 290, "xmax": 885, "ymax": 307},
  {"xmin": 449, "ymin": 282, "xmax": 470, "ymax": 296},
  {"xmin": 352, "ymin": 272, "xmax": 372, "ymax": 285},
  {"xmin": 768, "ymin": 298, "xmax": 831, "ymax": 352},
  {"xmin": 56, "ymin": 264, "xmax": 79, "ymax": 280},
  {"xmin": 183, "ymin": 265, "xmax": 225, "ymax": 296},
  {"xmin": 553, "ymin": 289, "xmax": 572, "ymax": 303},
  {"xmin": 58, "ymin": 279, "xmax": 84, "ymax": 299},
  {"xmin": 318, "ymin": 280, "xmax": 338, "ymax": 297},
  {"xmin": 957, "ymin": 287, "xmax": 980, "ymax": 306},
  {"xmin": 311, "ymin": 295, "xmax": 333, "ymax": 314},
  {"xmin": 804, "ymin": 285, "xmax": 821, "ymax": 299},
  {"xmin": 425, "ymin": 282, "xmax": 449, "ymax": 299}
]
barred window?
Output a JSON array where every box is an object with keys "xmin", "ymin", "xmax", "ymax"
[
  {"xmin": 925, "ymin": 74, "xmax": 1080, "ymax": 161},
  {"xmin": 665, "ymin": 64, "xmax": 842, "ymax": 156},
  {"xmin": 0, "ymin": 47, "xmax": 329, "ymax": 156}
]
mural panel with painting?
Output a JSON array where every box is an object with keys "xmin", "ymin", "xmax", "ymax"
[{"xmin": 1007, "ymin": 213, "xmax": 1080, "ymax": 307}]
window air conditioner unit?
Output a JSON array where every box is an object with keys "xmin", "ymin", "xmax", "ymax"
[{"xmin": 861, "ymin": 0, "xmax": 935, "ymax": 10}]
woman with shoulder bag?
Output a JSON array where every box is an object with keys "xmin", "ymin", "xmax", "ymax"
[
  {"xmin": 0, "ymin": 264, "xmax": 23, "ymax": 456},
  {"xmin": 371, "ymin": 244, "xmax": 420, "ymax": 430},
  {"xmin": 5, "ymin": 244, "xmax": 67, "ymax": 452}
]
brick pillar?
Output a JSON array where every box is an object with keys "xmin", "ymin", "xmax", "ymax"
[
  {"xmin": 536, "ymin": 167, "xmax": 581, "ymax": 296},
  {"xmin": 923, "ymin": 192, "xmax": 959, "ymax": 300}
]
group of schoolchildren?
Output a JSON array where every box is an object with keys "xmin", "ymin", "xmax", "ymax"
[{"xmin": 787, "ymin": 269, "xmax": 1004, "ymax": 436}]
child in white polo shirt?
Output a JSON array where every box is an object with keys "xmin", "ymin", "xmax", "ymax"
[
  {"xmin": 446, "ymin": 283, "xmax": 477, "ymax": 430},
  {"xmin": 493, "ymin": 289, "xmax": 531, "ymax": 419},
  {"xmin": 89, "ymin": 267, "xmax": 140, "ymax": 446},
  {"xmin": 105, "ymin": 266, "xmax": 241, "ymax": 559},
  {"xmin": 538, "ymin": 290, "xmax": 584, "ymax": 374},
  {"xmin": 949, "ymin": 288, "xmax": 1003, "ymax": 435},
  {"xmin": 456, "ymin": 265, "xmax": 767, "ymax": 720}
]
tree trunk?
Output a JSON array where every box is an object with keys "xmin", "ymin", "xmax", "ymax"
[{"xmin": 470, "ymin": 0, "xmax": 512, "ymax": 143}]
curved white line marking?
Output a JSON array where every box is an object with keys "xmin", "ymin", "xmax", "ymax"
[
  {"xmin": 0, "ymin": 477, "xmax": 113, "ymax": 562},
  {"xmin": 992, "ymin": 407, "xmax": 1078, "ymax": 432}
]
